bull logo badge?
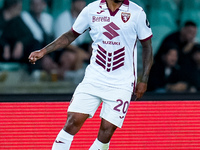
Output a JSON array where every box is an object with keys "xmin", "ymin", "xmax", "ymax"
[{"xmin": 121, "ymin": 12, "xmax": 131, "ymax": 23}]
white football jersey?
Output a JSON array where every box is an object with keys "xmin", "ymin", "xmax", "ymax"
[{"xmin": 72, "ymin": 0, "xmax": 153, "ymax": 92}]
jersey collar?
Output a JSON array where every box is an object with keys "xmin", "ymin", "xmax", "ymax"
[{"xmin": 99, "ymin": 0, "xmax": 129, "ymax": 12}]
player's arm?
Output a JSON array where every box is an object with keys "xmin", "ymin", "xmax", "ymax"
[
  {"xmin": 135, "ymin": 38, "xmax": 153, "ymax": 100},
  {"xmin": 28, "ymin": 29, "xmax": 79, "ymax": 64}
]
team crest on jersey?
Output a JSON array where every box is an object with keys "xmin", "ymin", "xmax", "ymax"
[{"xmin": 121, "ymin": 12, "xmax": 131, "ymax": 23}]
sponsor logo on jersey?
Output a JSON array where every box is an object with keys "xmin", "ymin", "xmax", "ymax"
[
  {"xmin": 102, "ymin": 41, "xmax": 120, "ymax": 45},
  {"xmin": 95, "ymin": 45, "xmax": 125, "ymax": 72},
  {"xmin": 92, "ymin": 16, "xmax": 110, "ymax": 22},
  {"xmin": 121, "ymin": 12, "xmax": 131, "ymax": 23},
  {"xmin": 97, "ymin": 10, "xmax": 105, "ymax": 14},
  {"xmin": 103, "ymin": 22, "xmax": 120, "ymax": 40}
]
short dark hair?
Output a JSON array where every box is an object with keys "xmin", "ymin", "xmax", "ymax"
[
  {"xmin": 3, "ymin": 0, "xmax": 22, "ymax": 10},
  {"xmin": 184, "ymin": 21, "xmax": 197, "ymax": 27},
  {"xmin": 161, "ymin": 43, "xmax": 179, "ymax": 56}
]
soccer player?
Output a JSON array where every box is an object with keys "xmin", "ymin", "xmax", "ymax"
[{"xmin": 28, "ymin": 0, "xmax": 153, "ymax": 149}]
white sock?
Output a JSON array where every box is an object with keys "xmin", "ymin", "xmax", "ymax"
[
  {"xmin": 89, "ymin": 138, "xmax": 110, "ymax": 150},
  {"xmin": 52, "ymin": 129, "xmax": 74, "ymax": 150}
]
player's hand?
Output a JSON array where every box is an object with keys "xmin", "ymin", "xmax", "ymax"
[
  {"xmin": 28, "ymin": 49, "xmax": 46, "ymax": 64},
  {"xmin": 134, "ymin": 82, "xmax": 147, "ymax": 100}
]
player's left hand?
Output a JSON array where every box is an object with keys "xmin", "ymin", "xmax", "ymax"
[
  {"xmin": 134, "ymin": 82, "xmax": 147, "ymax": 100},
  {"xmin": 28, "ymin": 49, "xmax": 46, "ymax": 64}
]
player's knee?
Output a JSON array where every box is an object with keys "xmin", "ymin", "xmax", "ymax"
[
  {"xmin": 67, "ymin": 114, "xmax": 78, "ymax": 126},
  {"xmin": 99, "ymin": 124, "xmax": 116, "ymax": 135},
  {"xmin": 63, "ymin": 116, "xmax": 80, "ymax": 134},
  {"xmin": 100, "ymin": 119, "xmax": 117, "ymax": 132},
  {"xmin": 63, "ymin": 112, "xmax": 88, "ymax": 135},
  {"xmin": 98, "ymin": 120, "xmax": 117, "ymax": 143}
]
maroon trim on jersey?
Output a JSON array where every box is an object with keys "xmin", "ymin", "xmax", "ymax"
[
  {"xmin": 123, "ymin": 0, "xmax": 129, "ymax": 6},
  {"xmin": 71, "ymin": 28, "xmax": 81, "ymax": 37},
  {"xmin": 133, "ymin": 38, "xmax": 137, "ymax": 92},
  {"xmin": 140, "ymin": 34, "xmax": 153, "ymax": 42},
  {"xmin": 99, "ymin": 0, "xmax": 129, "ymax": 12},
  {"xmin": 99, "ymin": 0, "xmax": 129, "ymax": 7},
  {"xmin": 100, "ymin": 0, "xmax": 106, "ymax": 5},
  {"xmin": 108, "ymin": 8, "xmax": 119, "ymax": 16},
  {"xmin": 99, "ymin": 0, "xmax": 129, "ymax": 5}
]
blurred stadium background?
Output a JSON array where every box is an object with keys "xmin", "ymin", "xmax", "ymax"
[{"xmin": 0, "ymin": 0, "xmax": 200, "ymax": 94}]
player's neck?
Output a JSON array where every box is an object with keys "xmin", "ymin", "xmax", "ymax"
[{"xmin": 106, "ymin": 0, "xmax": 124, "ymax": 12}]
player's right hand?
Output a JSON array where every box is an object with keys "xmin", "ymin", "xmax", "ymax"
[
  {"xmin": 134, "ymin": 82, "xmax": 147, "ymax": 100},
  {"xmin": 28, "ymin": 49, "xmax": 46, "ymax": 64}
]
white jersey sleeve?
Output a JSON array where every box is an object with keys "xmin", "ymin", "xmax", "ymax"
[
  {"xmin": 136, "ymin": 10, "xmax": 152, "ymax": 41},
  {"xmin": 72, "ymin": 6, "xmax": 90, "ymax": 34}
]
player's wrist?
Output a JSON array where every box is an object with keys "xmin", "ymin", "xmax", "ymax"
[
  {"xmin": 139, "ymin": 75, "xmax": 149, "ymax": 84},
  {"xmin": 41, "ymin": 48, "xmax": 47, "ymax": 56}
]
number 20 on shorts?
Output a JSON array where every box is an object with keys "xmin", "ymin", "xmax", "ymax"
[{"xmin": 113, "ymin": 99, "xmax": 130, "ymax": 114}]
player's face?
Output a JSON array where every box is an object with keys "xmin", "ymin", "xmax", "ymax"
[{"xmin": 164, "ymin": 49, "xmax": 178, "ymax": 67}]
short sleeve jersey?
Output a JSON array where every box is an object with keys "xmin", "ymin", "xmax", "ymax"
[{"xmin": 72, "ymin": 0, "xmax": 153, "ymax": 92}]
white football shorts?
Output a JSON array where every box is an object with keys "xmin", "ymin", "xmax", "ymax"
[{"xmin": 67, "ymin": 83, "xmax": 132, "ymax": 128}]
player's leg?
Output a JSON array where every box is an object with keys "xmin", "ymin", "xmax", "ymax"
[
  {"xmin": 52, "ymin": 83, "xmax": 102, "ymax": 150},
  {"xmin": 63, "ymin": 112, "xmax": 89, "ymax": 135},
  {"xmin": 98, "ymin": 118, "xmax": 117, "ymax": 143},
  {"xmin": 89, "ymin": 118, "xmax": 117, "ymax": 150},
  {"xmin": 89, "ymin": 86, "xmax": 133, "ymax": 150},
  {"xmin": 52, "ymin": 112, "xmax": 89, "ymax": 150}
]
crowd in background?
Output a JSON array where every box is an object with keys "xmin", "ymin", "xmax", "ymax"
[
  {"xmin": 0, "ymin": 0, "xmax": 200, "ymax": 93},
  {"xmin": 0, "ymin": 0, "xmax": 92, "ymax": 85},
  {"xmin": 148, "ymin": 21, "xmax": 200, "ymax": 93}
]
